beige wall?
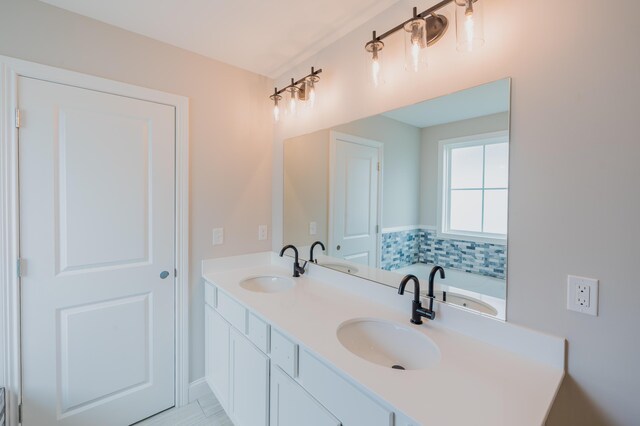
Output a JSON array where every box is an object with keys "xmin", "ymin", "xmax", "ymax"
[
  {"xmin": 283, "ymin": 130, "xmax": 330, "ymax": 246},
  {"xmin": 0, "ymin": 0, "xmax": 273, "ymax": 382},
  {"xmin": 273, "ymin": 0, "xmax": 640, "ymax": 424},
  {"xmin": 420, "ymin": 112, "xmax": 509, "ymax": 226}
]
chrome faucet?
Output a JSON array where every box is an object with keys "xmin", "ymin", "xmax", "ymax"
[
  {"xmin": 309, "ymin": 241, "xmax": 326, "ymax": 263},
  {"xmin": 279, "ymin": 245, "xmax": 306, "ymax": 277},
  {"xmin": 397, "ymin": 267, "xmax": 445, "ymax": 324}
]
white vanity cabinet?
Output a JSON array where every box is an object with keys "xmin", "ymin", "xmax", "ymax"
[
  {"xmin": 205, "ymin": 290, "xmax": 269, "ymax": 426},
  {"xmin": 270, "ymin": 365, "xmax": 340, "ymax": 426},
  {"xmin": 204, "ymin": 282, "xmax": 408, "ymax": 426}
]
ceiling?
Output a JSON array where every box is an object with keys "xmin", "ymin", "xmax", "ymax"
[
  {"xmin": 382, "ymin": 79, "xmax": 511, "ymax": 128},
  {"xmin": 39, "ymin": 0, "xmax": 400, "ymax": 78}
]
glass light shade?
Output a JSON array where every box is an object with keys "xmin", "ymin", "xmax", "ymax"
[
  {"xmin": 404, "ymin": 18, "xmax": 428, "ymax": 72},
  {"xmin": 365, "ymin": 39, "xmax": 385, "ymax": 88},
  {"xmin": 303, "ymin": 78, "xmax": 317, "ymax": 109},
  {"xmin": 272, "ymin": 96, "xmax": 281, "ymax": 122},
  {"xmin": 456, "ymin": 0, "xmax": 485, "ymax": 52},
  {"xmin": 286, "ymin": 87, "xmax": 298, "ymax": 116}
]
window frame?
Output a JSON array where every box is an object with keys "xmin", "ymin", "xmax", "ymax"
[{"xmin": 437, "ymin": 130, "xmax": 509, "ymax": 244}]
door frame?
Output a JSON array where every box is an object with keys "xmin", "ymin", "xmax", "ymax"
[
  {"xmin": 0, "ymin": 55, "xmax": 190, "ymax": 425},
  {"xmin": 328, "ymin": 131, "xmax": 383, "ymax": 268}
]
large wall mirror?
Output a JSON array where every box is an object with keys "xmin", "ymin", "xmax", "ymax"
[{"xmin": 283, "ymin": 79, "xmax": 511, "ymax": 320}]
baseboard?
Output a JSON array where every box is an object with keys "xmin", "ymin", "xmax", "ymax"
[{"xmin": 188, "ymin": 377, "xmax": 211, "ymax": 403}]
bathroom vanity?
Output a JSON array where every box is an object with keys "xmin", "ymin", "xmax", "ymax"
[{"xmin": 202, "ymin": 252, "xmax": 564, "ymax": 426}]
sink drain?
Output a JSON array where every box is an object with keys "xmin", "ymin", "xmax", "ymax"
[{"xmin": 391, "ymin": 364, "xmax": 405, "ymax": 370}]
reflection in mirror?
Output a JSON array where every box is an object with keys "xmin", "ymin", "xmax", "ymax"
[{"xmin": 283, "ymin": 79, "xmax": 510, "ymax": 319}]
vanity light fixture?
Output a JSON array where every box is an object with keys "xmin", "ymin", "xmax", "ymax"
[
  {"xmin": 365, "ymin": 0, "xmax": 484, "ymax": 86},
  {"xmin": 269, "ymin": 67, "xmax": 323, "ymax": 121}
]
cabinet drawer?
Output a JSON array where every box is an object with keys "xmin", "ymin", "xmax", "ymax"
[
  {"xmin": 247, "ymin": 313, "xmax": 269, "ymax": 353},
  {"xmin": 204, "ymin": 283, "xmax": 216, "ymax": 307},
  {"xmin": 298, "ymin": 349, "xmax": 393, "ymax": 426},
  {"xmin": 216, "ymin": 290, "xmax": 246, "ymax": 332},
  {"xmin": 271, "ymin": 328, "xmax": 298, "ymax": 377}
]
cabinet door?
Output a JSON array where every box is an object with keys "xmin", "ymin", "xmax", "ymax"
[
  {"xmin": 207, "ymin": 307, "xmax": 230, "ymax": 407},
  {"xmin": 270, "ymin": 365, "xmax": 340, "ymax": 426},
  {"xmin": 230, "ymin": 328, "xmax": 270, "ymax": 426}
]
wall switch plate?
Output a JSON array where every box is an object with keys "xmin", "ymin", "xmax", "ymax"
[
  {"xmin": 567, "ymin": 275, "xmax": 598, "ymax": 316},
  {"xmin": 258, "ymin": 225, "xmax": 268, "ymax": 241},
  {"xmin": 309, "ymin": 221, "xmax": 317, "ymax": 235},
  {"xmin": 212, "ymin": 228, "xmax": 224, "ymax": 246}
]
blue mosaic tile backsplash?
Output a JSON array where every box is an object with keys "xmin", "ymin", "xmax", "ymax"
[
  {"xmin": 381, "ymin": 228, "xmax": 507, "ymax": 279},
  {"xmin": 381, "ymin": 229, "xmax": 420, "ymax": 270}
]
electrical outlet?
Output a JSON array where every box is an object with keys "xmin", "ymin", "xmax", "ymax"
[
  {"xmin": 212, "ymin": 228, "xmax": 224, "ymax": 246},
  {"xmin": 567, "ymin": 275, "xmax": 598, "ymax": 316},
  {"xmin": 309, "ymin": 221, "xmax": 317, "ymax": 235},
  {"xmin": 258, "ymin": 225, "xmax": 268, "ymax": 241}
]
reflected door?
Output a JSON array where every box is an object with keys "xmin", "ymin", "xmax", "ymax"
[
  {"xmin": 19, "ymin": 77, "xmax": 175, "ymax": 425},
  {"xmin": 330, "ymin": 133, "xmax": 380, "ymax": 267}
]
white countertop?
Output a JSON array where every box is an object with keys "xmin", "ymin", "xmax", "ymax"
[{"xmin": 202, "ymin": 252, "xmax": 564, "ymax": 426}]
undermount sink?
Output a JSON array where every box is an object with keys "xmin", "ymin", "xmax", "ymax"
[
  {"xmin": 434, "ymin": 291, "xmax": 498, "ymax": 316},
  {"xmin": 320, "ymin": 262, "xmax": 359, "ymax": 274},
  {"xmin": 239, "ymin": 276, "xmax": 294, "ymax": 293},
  {"xmin": 337, "ymin": 318, "xmax": 440, "ymax": 370}
]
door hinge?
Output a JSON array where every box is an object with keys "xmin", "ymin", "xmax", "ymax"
[
  {"xmin": 376, "ymin": 225, "xmax": 380, "ymax": 234},
  {"xmin": 15, "ymin": 108, "xmax": 21, "ymax": 128},
  {"xmin": 17, "ymin": 258, "xmax": 25, "ymax": 278},
  {"xmin": 18, "ymin": 403, "xmax": 22, "ymax": 423},
  {"xmin": 377, "ymin": 162, "xmax": 380, "ymax": 172},
  {"xmin": 174, "ymin": 268, "xmax": 177, "ymax": 277}
]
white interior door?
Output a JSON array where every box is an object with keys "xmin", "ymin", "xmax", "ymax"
[
  {"xmin": 330, "ymin": 134, "xmax": 380, "ymax": 267},
  {"xmin": 19, "ymin": 76, "xmax": 176, "ymax": 425}
]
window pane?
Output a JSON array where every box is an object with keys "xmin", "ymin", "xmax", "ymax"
[
  {"xmin": 484, "ymin": 143, "xmax": 509, "ymax": 188},
  {"xmin": 450, "ymin": 189, "xmax": 482, "ymax": 232},
  {"xmin": 483, "ymin": 189, "xmax": 508, "ymax": 235},
  {"xmin": 450, "ymin": 145, "xmax": 483, "ymax": 189}
]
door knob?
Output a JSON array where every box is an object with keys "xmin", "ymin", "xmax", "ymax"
[
  {"xmin": 160, "ymin": 271, "xmax": 170, "ymax": 279},
  {"xmin": 336, "ymin": 245, "xmax": 341, "ymax": 251}
]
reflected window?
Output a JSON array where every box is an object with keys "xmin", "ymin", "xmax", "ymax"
[{"xmin": 439, "ymin": 131, "xmax": 509, "ymax": 242}]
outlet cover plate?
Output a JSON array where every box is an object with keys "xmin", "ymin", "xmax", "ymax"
[
  {"xmin": 258, "ymin": 225, "xmax": 268, "ymax": 241},
  {"xmin": 567, "ymin": 275, "xmax": 598, "ymax": 316},
  {"xmin": 212, "ymin": 228, "xmax": 224, "ymax": 246}
]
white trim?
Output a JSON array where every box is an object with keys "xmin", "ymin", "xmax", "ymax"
[
  {"xmin": 437, "ymin": 130, "xmax": 509, "ymax": 245},
  {"xmin": 380, "ymin": 224, "xmax": 437, "ymax": 233},
  {"xmin": 0, "ymin": 55, "xmax": 190, "ymax": 425},
  {"xmin": 188, "ymin": 378, "xmax": 211, "ymax": 403},
  {"xmin": 381, "ymin": 225, "xmax": 421, "ymax": 233},
  {"xmin": 328, "ymin": 131, "xmax": 383, "ymax": 268}
]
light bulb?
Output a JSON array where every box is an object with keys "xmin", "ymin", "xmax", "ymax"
[
  {"xmin": 304, "ymin": 78, "xmax": 317, "ymax": 109},
  {"xmin": 410, "ymin": 40, "xmax": 421, "ymax": 72},
  {"xmin": 273, "ymin": 101, "xmax": 280, "ymax": 122},
  {"xmin": 404, "ymin": 17, "xmax": 427, "ymax": 72},
  {"xmin": 465, "ymin": 13, "xmax": 475, "ymax": 50},
  {"xmin": 288, "ymin": 88, "xmax": 297, "ymax": 115},
  {"xmin": 372, "ymin": 48, "xmax": 381, "ymax": 87},
  {"xmin": 456, "ymin": 0, "xmax": 484, "ymax": 52},
  {"xmin": 366, "ymin": 36, "xmax": 384, "ymax": 88},
  {"xmin": 308, "ymin": 85, "xmax": 316, "ymax": 108}
]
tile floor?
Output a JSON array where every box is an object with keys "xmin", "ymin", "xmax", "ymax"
[{"xmin": 135, "ymin": 390, "xmax": 233, "ymax": 426}]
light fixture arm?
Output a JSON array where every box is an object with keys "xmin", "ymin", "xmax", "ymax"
[
  {"xmin": 366, "ymin": 0, "xmax": 457, "ymax": 46},
  {"xmin": 271, "ymin": 67, "xmax": 323, "ymax": 98}
]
